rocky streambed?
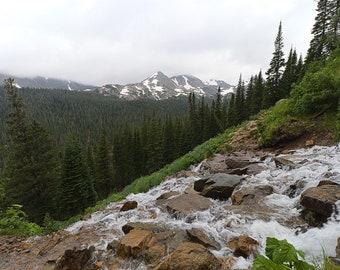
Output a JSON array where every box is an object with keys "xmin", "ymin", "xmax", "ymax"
[{"xmin": 1, "ymin": 144, "xmax": 340, "ymax": 269}]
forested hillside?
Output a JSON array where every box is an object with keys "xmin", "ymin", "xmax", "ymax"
[{"xmin": 0, "ymin": 0, "xmax": 338, "ymax": 235}]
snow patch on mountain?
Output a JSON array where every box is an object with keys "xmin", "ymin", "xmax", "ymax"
[{"xmin": 89, "ymin": 71, "xmax": 235, "ymax": 100}]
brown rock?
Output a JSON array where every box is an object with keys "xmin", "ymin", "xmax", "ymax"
[
  {"xmin": 156, "ymin": 191, "xmax": 180, "ymax": 200},
  {"xmin": 119, "ymin": 200, "xmax": 138, "ymax": 212},
  {"xmin": 184, "ymin": 186, "xmax": 199, "ymax": 195},
  {"xmin": 300, "ymin": 185, "xmax": 340, "ymax": 218},
  {"xmin": 317, "ymin": 180, "xmax": 339, "ymax": 187},
  {"xmin": 54, "ymin": 246, "xmax": 95, "ymax": 270},
  {"xmin": 145, "ymin": 244, "xmax": 166, "ymax": 264},
  {"xmin": 219, "ymin": 256, "xmax": 237, "ymax": 270},
  {"xmin": 186, "ymin": 228, "xmax": 221, "ymax": 250},
  {"xmin": 122, "ymin": 222, "xmax": 167, "ymax": 234},
  {"xmin": 305, "ymin": 140, "xmax": 314, "ymax": 147},
  {"xmin": 225, "ymin": 157, "xmax": 253, "ymax": 169},
  {"xmin": 117, "ymin": 229, "xmax": 153, "ymax": 258},
  {"xmin": 94, "ymin": 261, "xmax": 103, "ymax": 269},
  {"xmin": 154, "ymin": 242, "xmax": 222, "ymax": 270},
  {"xmin": 166, "ymin": 193, "xmax": 214, "ymax": 216},
  {"xmin": 227, "ymin": 235, "xmax": 259, "ymax": 258},
  {"xmin": 273, "ymin": 157, "xmax": 295, "ymax": 169},
  {"xmin": 231, "ymin": 185, "xmax": 273, "ymax": 205}
]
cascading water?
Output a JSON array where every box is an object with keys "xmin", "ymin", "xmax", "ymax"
[{"xmin": 67, "ymin": 144, "xmax": 340, "ymax": 269}]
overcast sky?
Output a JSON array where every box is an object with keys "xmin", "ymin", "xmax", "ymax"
[{"xmin": 0, "ymin": 0, "xmax": 316, "ymax": 86}]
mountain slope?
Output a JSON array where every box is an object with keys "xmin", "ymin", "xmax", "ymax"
[
  {"xmin": 92, "ymin": 71, "xmax": 235, "ymax": 100},
  {"xmin": 0, "ymin": 73, "xmax": 96, "ymax": 90}
]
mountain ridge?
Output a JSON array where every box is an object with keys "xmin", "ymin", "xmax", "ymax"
[
  {"xmin": 86, "ymin": 71, "xmax": 235, "ymax": 100},
  {"xmin": 0, "ymin": 71, "xmax": 235, "ymax": 100}
]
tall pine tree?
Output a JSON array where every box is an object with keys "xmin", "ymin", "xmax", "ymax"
[
  {"xmin": 2, "ymin": 78, "xmax": 60, "ymax": 224},
  {"xmin": 60, "ymin": 135, "xmax": 96, "ymax": 219},
  {"xmin": 263, "ymin": 21, "xmax": 285, "ymax": 108}
]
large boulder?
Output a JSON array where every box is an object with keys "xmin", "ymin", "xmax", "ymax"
[
  {"xmin": 54, "ymin": 246, "xmax": 95, "ymax": 270},
  {"xmin": 116, "ymin": 229, "xmax": 154, "ymax": 258},
  {"xmin": 224, "ymin": 157, "xmax": 253, "ymax": 169},
  {"xmin": 154, "ymin": 242, "xmax": 222, "ymax": 270},
  {"xmin": 195, "ymin": 173, "xmax": 242, "ymax": 200},
  {"xmin": 300, "ymin": 185, "xmax": 340, "ymax": 218},
  {"xmin": 231, "ymin": 185, "xmax": 274, "ymax": 205},
  {"xmin": 166, "ymin": 194, "xmax": 214, "ymax": 216}
]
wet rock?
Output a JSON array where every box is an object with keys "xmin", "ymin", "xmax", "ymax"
[
  {"xmin": 231, "ymin": 185, "xmax": 273, "ymax": 205},
  {"xmin": 116, "ymin": 229, "xmax": 154, "ymax": 258},
  {"xmin": 201, "ymin": 154, "xmax": 228, "ymax": 173},
  {"xmin": 107, "ymin": 240, "xmax": 119, "ymax": 250},
  {"xmin": 285, "ymin": 180, "xmax": 307, "ymax": 198},
  {"xmin": 154, "ymin": 242, "xmax": 222, "ymax": 270},
  {"xmin": 175, "ymin": 170, "xmax": 199, "ymax": 178},
  {"xmin": 54, "ymin": 246, "xmax": 95, "ymax": 270},
  {"xmin": 184, "ymin": 185, "xmax": 199, "ymax": 195},
  {"xmin": 156, "ymin": 191, "xmax": 180, "ymax": 200},
  {"xmin": 145, "ymin": 244, "xmax": 166, "ymax": 264},
  {"xmin": 119, "ymin": 200, "xmax": 138, "ymax": 212},
  {"xmin": 337, "ymin": 237, "xmax": 340, "ymax": 258},
  {"xmin": 219, "ymin": 256, "xmax": 237, "ymax": 270},
  {"xmin": 199, "ymin": 173, "xmax": 242, "ymax": 200},
  {"xmin": 300, "ymin": 185, "xmax": 340, "ymax": 218},
  {"xmin": 273, "ymin": 157, "xmax": 295, "ymax": 169},
  {"xmin": 166, "ymin": 193, "xmax": 214, "ymax": 216},
  {"xmin": 122, "ymin": 222, "xmax": 167, "ymax": 234},
  {"xmin": 227, "ymin": 235, "xmax": 259, "ymax": 258},
  {"xmin": 318, "ymin": 180, "xmax": 339, "ymax": 187},
  {"xmin": 224, "ymin": 157, "xmax": 253, "ymax": 169},
  {"xmin": 186, "ymin": 228, "xmax": 221, "ymax": 250}
]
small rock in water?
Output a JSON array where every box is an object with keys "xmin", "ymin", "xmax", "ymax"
[
  {"xmin": 119, "ymin": 200, "xmax": 138, "ymax": 212},
  {"xmin": 186, "ymin": 228, "xmax": 221, "ymax": 250},
  {"xmin": 227, "ymin": 235, "xmax": 259, "ymax": 258}
]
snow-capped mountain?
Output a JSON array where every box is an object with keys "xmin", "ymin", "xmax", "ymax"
[
  {"xmin": 0, "ymin": 73, "xmax": 96, "ymax": 90},
  {"xmin": 92, "ymin": 72, "xmax": 234, "ymax": 100}
]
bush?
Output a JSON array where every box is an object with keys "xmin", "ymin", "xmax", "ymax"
[
  {"xmin": 0, "ymin": 204, "xmax": 41, "ymax": 236},
  {"xmin": 290, "ymin": 50, "xmax": 340, "ymax": 115},
  {"xmin": 257, "ymin": 99, "xmax": 305, "ymax": 147}
]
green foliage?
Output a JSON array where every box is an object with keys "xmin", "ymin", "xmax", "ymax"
[
  {"xmin": 0, "ymin": 204, "xmax": 41, "ymax": 236},
  {"xmin": 257, "ymin": 99, "xmax": 304, "ymax": 147},
  {"xmin": 60, "ymin": 135, "xmax": 96, "ymax": 220},
  {"xmin": 291, "ymin": 47, "xmax": 340, "ymax": 115},
  {"xmin": 253, "ymin": 237, "xmax": 314, "ymax": 270}
]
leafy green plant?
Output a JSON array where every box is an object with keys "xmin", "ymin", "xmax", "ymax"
[
  {"xmin": 253, "ymin": 237, "xmax": 314, "ymax": 270},
  {"xmin": 0, "ymin": 204, "xmax": 41, "ymax": 236}
]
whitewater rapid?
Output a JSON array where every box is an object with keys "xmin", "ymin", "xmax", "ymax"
[{"xmin": 67, "ymin": 144, "xmax": 340, "ymax": 269}]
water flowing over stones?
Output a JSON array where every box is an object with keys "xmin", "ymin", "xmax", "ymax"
[{"xmin": 1, "ymin": 144, "xmax": 340, "ymax": 269}]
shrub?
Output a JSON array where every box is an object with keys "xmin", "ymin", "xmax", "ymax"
[{"xmin": 0, "ymin": 204, "xmax": 41, "ymax": 236}]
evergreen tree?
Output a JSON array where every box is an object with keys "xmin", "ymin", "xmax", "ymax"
[
  {"xmin": 95, "ymin": 129, "xmax": 113, "ymax": 199},
  {"xmin": 2, "ymin": 79, "xmax": 60, "ymax": 224},
  {"xmin": 263, "ymin": 22, "xmax": 285, "ymax": 108},
  {"xmin": 279, "ymin": 48, "xmax": 298, "ymax": 98},
  {"xmin": 306, "ymin": 0, "xmax": 340, "ymax": 63},
  {"xmin": 234, "ymin": 75, "xmax": 246, "ymax": 123},
  {"xmin": 252, "ymin": 71, "xmax": 265, "ymax": 113},
  {"xmin": 60, "ymin": 136, "xmax": 96, "ymax": 219},
  {"xmin": 226, "ymin": 93, "xmax": 236, "ymax": 127},
  {"xmin": 163, "ymin": 115, "xmax": 176, "ymax": 164}
]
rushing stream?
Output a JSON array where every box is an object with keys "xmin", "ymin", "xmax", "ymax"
[{"xmin": 67, "ymin": 144, "xmax": 340, "ymax": 269}]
